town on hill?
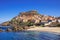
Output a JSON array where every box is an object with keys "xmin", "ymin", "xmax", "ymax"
[{"xmin": 1, "ymin": 10, "xmax": 60, "ymax": 31}]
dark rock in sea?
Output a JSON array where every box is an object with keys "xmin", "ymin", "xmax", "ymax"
[
  {"xmin": 0, "ymin": 29, "xmax": 4, "ymax": 32},
  {"xmin": 5, "ymin": 28, "xmax": 12, "ymax": 32}
]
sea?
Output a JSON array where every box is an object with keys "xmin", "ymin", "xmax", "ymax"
[{"xmin": 0, "ymin": 26, "xmax": 60, "ymax": 40}]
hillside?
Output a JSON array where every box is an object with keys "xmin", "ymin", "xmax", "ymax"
[
  {"xmin": 1, "ymin": 10, "xmax": 60, "ymax": 31},
  {"xmin": 1, "ymin": 10, "xmax": 55, "ymax": 26}
]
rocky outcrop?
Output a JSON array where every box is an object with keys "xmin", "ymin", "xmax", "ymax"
[{"xmin": 1, "ymin": 21, "xmax": 10, "ymax": 26}]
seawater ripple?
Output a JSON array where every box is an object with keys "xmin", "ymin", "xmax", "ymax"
[{"xmin": 0, "ymin": 31, "xmax": 60, "ymax": 40}]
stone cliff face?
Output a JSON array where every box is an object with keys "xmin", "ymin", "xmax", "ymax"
[{"xmin": 1, "ymin": 10, "xmax": 56, "ymax": 27}]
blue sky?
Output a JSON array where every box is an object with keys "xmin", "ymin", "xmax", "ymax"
[{"xmin": 0, "ymin": 0, "xmax": 60, "ymax": 23}]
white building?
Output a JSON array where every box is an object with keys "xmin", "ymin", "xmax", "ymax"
[{"xmin": 58, "ymin": 19, "xmax": 60, "ymax": 23}]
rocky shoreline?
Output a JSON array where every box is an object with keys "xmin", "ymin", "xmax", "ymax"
[{"xmin": 0, "ymin": 26, "xmax": 60, "ymax": 34}]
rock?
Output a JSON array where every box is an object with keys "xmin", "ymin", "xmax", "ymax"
[
  {"xmin": 0, "ymin": 29, "xmax": 3, "ymax": 32},
  {"xmin": 6, "ymin": 28, "xmax": 12, "ymax": 32}
]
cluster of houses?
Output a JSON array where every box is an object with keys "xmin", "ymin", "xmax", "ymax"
[{"xmin": 14, "ymin": 10, "xmax": 60, "ymax": 26}]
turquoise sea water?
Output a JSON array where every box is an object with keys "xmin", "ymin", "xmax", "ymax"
[{"xmin": 0, "ymin": 26, "xmax": 60, "ymax": 40}]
